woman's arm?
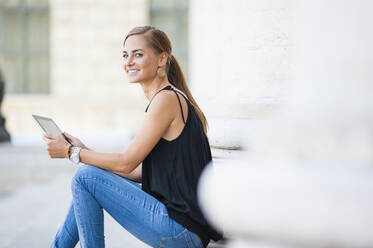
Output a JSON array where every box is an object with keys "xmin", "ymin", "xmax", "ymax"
[
  {"xmin": 77, "ymin": 92, "xmax": 174, "ymax": 173},
  {"xmin": 114, "ymin": 163, "xmax": 142, "ymax": 183},
  {"xmin": 44, "ymin": 91, "xmax": 176, "ymax": 174}
]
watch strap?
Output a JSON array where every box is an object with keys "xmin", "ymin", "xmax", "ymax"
[
  {"xmin": 69, "ymin": 146, "xmax": 82, "ymax": 164},
  {"xmin": 67, "ymin": 144, "xmax": 73, "ymax": 158}
]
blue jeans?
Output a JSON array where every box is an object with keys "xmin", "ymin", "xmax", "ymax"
[{"xmin": 50, "ymin": 164, "xmax": 203, "ymax": 248}]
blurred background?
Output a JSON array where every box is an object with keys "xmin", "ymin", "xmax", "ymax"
[
  {"xmin": 0, "ymin": 0, "xmax": 287, "ymax": 145},
  {"xmin": 1, "ymin": 0, "xmax": 372, "ymax": 247},
  {"xmin": 0, "ymin": 0, "xmax": 187, "ymax": 135}
]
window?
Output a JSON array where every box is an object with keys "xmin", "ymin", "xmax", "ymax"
[
  {"xmin": 0, "ymin": 0, "xmax": 50, "ymax": 94},
  {"xmin": 150, "ymin": 0, "xmax": 189, "ymax": 79}
]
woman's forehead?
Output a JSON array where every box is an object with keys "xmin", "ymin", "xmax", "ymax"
[{"xmin": 124, "ymin": 35, "xmax": 149, "ymax": 51}]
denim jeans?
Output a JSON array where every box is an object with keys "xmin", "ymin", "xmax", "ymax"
[{"xmin": 50, "ymin": 164, "xmax": 204, "ymax": 248}]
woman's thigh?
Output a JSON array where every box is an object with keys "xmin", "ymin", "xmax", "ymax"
[{"xmin": 72, "ymin": 164, "xmax": 201, "ymax": 247}]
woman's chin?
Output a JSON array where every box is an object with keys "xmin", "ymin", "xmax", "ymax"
[{"xmin": 127, "ymin": 78, "xmax": 140, "ymax": 84}]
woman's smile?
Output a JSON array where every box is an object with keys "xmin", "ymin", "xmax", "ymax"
[{"xmin": 127, "ymin": 69, "xmax": 140, "ymax": 77}]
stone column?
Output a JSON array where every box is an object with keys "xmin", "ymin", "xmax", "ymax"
[
  {"xmin": 189, "ymin": 0, "xmax": 293, "ymax": 149},
  {"xmin": 198, "ymin": 0, "xmax": 373, "ymax": 247}
]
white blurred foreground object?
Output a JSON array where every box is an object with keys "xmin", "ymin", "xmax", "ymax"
[
  {"xmin": 199, "ymin": 164, "xmax": 373, "ymax": 247},
  {"xmin": 198, "ymin": 0, "xmax": 373, "ymax": 247}
]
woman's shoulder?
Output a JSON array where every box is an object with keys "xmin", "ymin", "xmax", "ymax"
[{"xmin": 146, "ymin": 89, "xmax": 180, "ymax": 113}]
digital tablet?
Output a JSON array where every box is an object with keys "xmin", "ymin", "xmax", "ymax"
[{"xmin": 32, "ymin": 114, "xmax": 70, "ymax": 143}]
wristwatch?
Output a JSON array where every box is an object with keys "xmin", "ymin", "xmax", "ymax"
[{"xmin": 69, "ymin": 147, "xmax": 82, "ymax": 165}]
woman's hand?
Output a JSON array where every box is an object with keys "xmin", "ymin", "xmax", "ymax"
[
  {"xmin": 63, "ymin": 132, "xmax": 88, "ymax": 150},
  {"xmin": 43, "ymin": 134, "xmax": 70, "ymax": 158}
]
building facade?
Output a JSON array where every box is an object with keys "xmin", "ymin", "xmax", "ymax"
[
  {"xmin": 1, "ymin": 0, "xmax": 291, "ymax": 150},
  {"xmin": 0, "ymin": 0, "xmax": 189, "ymax": 135}
]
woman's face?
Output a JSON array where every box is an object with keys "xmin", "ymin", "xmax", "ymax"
[{"xmin": 123, "ymin": 34, "xmax": 160, "ymax": 83}]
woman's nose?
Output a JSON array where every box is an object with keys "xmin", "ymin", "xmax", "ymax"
[{"xmin": 125, "ymin": 55, "xmax": 135, "ymax": 66}]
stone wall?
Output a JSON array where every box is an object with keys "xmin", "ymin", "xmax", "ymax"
[
  {"xmin": 189, "ymin": 0, "xmax": 294, "ymax": 149},
  {"xmin": 3, "ymin": 0, "xmax": 149, "ymax": 134},
  {"xmin": 50, "ymin": 0, "xmax": 148, "ymax": 99},
  {"xmin": 198, "ymin": 1, "xmax": 373, "ymax": 247}
]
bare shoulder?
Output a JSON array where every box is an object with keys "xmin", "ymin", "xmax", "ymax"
[{"xmin": 146, "ymin": 90, "xmax": 179, "ymax": 114}]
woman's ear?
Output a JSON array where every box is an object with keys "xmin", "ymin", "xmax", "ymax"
[{"xmin": 158, "ymin": 52, "xmax": 169, "ymax": 67}]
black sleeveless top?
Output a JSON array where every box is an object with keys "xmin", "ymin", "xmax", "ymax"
[{"xmin": 142, "ymin": 86, "xmax": 223, "ymax": 247}]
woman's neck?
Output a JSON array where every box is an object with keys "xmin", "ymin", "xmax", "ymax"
[{"xmin": 140, "ymin": 77, "xmax": 171, "ymax": 101}]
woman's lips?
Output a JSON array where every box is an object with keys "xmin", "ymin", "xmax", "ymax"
[{"xmin": 127, "ymin": 69, "xmax": 139, "ymax": 76}]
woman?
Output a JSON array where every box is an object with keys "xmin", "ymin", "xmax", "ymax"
[{"xmin": 44, "ymin": 26, "xmax": 222, "ymax": 248}]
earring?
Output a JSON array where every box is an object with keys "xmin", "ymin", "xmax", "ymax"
[{"xmin": 157, "ymin": 67, "xmax": 166, "ymax": 78}]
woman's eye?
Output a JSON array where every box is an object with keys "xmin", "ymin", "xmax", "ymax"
[
  {"xmin": 123, "ymin": 54, "xmax": 128, "ymax": 59},
  {"xmin": 135, "ymin": 53, "xmax": 143, "ymax": 57}
]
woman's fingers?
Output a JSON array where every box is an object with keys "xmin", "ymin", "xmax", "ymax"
[
  {"xmin": 44, "ymin": 134, "xmax": 59, "ymax": 140},
  {"xmin": 63, "ymin": 131, "xmax": 85, "ymax": 148},
  {"xmin": 63, "ymin": 132, "xmax": 75, "ymax": 139},
  {"xmin": 43, "ymin": 135, "xmax": 53, "ymax": 143},
  {"xmin": 63, "ymin": 132, "xmax": 76, "ymax": 143},
  {"xmin": 62, "ymin": 133, "xmax": 72, "ymax": 143},
  {"xmin": 43, "ymin": 134, "xmax": 69, "ymax": 158}
]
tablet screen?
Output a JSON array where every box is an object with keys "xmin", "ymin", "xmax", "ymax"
[{"xmin": 32, "ymin": 115, "xmax": 63, "ymax": 136}]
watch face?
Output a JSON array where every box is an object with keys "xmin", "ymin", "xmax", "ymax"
[{"xmin": 73, "ymin": 156, "xmax": 79, "ymax": 164}]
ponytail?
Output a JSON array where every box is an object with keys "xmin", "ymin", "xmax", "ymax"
[{"xmin": 167, "ymin": 55, "xmax": 208, "ymax": 135}]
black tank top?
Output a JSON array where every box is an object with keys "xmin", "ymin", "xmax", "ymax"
[{"xmin": 142, "ymin": 86, "xmax": 222, "ymax": 247}]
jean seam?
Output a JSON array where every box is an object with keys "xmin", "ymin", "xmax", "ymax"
[
  {"xmin": 76, "ymin": 176, "xmax": 168, "ymax": 216},
  {"xmin": 184, "ymin": 231, "xmax": 192, "ymax": 248},
  {"xmin": 160, "ymin": 228, "xmax": 188, "ymax": 247},
  {"xmin": 187, "ymin": 230, "xmax": 204, "ymax": 248},
  {"xmin": 62, "ymin": 224, "xmax": 75, "ymax": 242},
  {"xmin": 72, "ymin": 186, "xmax": 86, "ymax": 247}
]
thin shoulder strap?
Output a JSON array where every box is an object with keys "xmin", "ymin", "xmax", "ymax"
[
  {"xmin": 144, "ymin": 85, "xmax": 187, "ymax": 124},
  {"xmin": 170, "ymin": 88, "xmax": 186, "ymax": 124},
  {"xmin": 145, "ymin": 85, "xmax": 172, "ymax": 112}
]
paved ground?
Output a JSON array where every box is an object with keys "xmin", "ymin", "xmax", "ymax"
[
  {"xmin": 0, "ymin": 133, "xmax": 148, "ymax": 248},
  {"xmin": 0, "ymin": 132, "xmax": 229, "ymax": 247}
]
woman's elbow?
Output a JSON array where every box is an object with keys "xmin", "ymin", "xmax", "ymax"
[
  {"xmin": 117, "ymin": 154, "xmax": 137, "ymax": 174},
  {"xmin": 119, "ymin": 166, "xmax": 133, "ymax": 174}
]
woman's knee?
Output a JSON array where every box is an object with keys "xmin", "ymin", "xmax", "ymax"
[
  {"xmin": 71, "ymin": 164, "xmax": 104, "ymax": 189},
  {"xmin": 71, "ymin": 164, "xmax": 140, "ymax": 194}
]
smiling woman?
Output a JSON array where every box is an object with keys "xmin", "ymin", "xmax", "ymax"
[
  {"xmin": 122, "ymin": 35, "xmax": 160, "ymax": 84},
  {"xmin": 45, "ymin": 26, "xmax": 222, "ymax": 248}
]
